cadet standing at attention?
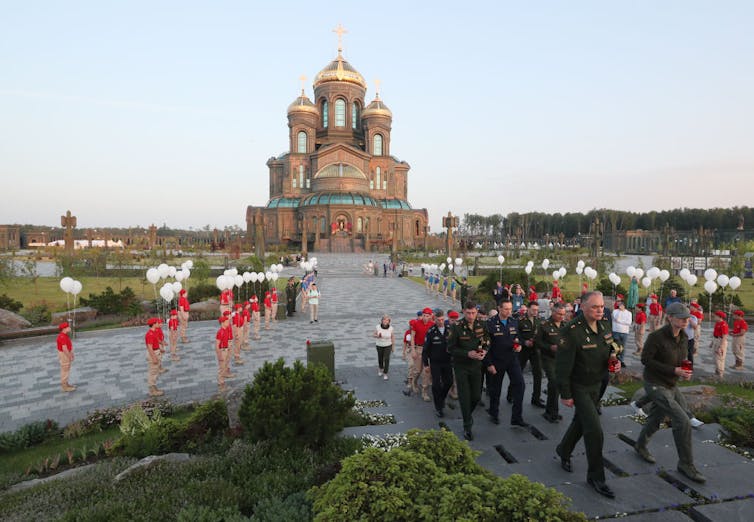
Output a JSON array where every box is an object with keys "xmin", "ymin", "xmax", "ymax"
[
  {"xmin": 555, "ymin": 291, "xmax": 620, "ymax": 499},
  {"xmin": 448, "ymin": 301, "xmax": 489, "ymax": 441}
]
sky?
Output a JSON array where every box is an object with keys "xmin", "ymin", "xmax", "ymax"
[{"xmin": 1, "ymin": 1, "xmax": 753, "ymax": 232}]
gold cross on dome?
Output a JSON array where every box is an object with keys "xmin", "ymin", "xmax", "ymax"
[
  {"xmin": 333, "ymin": 23, "xmax": 348, "ymax": 53},
  {"xmin": 374, "ymin": 78, "xmax": 381, "ymax": 98},
  {"xmin": 299, "ymin": 74, "xmax": 307, "ymax": 94}
]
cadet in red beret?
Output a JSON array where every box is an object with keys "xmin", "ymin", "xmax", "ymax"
[
  {"xmin": 231, "ymin": 304, "xmax": 245, "ymax": 366},
  {"xmin": 168, "ymin": 309, "xmax": 180, "ymax": 362},
  {"xmin": 241, "ymin": 300, "xmax": 252, "ymax": 351},
  {"xmin": 731, "ymin": 310, "xmax": 748, "ymax": 370},
  {"xmin": 56, "ymin": 322, "xmax": 76, "ymax": 392},
  {"xmin": 270, "ymin": 287, "xmax": 279, "ymax": 323},
  {"xmin": 145, "ymin": 318, "xmax": 164, "ymax": 396},
  {"xmin": 250, "ymin": 295, "xmax": 261, "ymax": 340},
  {"xmin": 648, "ymin": 295, "xmax": 663, "ymax": 332},
  {"xmin": 712, "ymin": 311, "xmax": 729, "ymax": 377},
  {"xmin": 405, "ymin": 307, "xmax": 434, "ymax": 400},
  {"xmin": 263, "ymin": 291, "xmax": 273, "ymax": 330},
  {"xmin": 551, "ymin": 280, "xmax": 561, "ymax": 301},
  {"xmin": 215, "ymin": 315, "xmax": 232, "ymax": 390},
  {"xmin": 178, "ymin": 288, "xmax": 190, "ymax": 343},
  {"xmin": 634, "ymin": 303, "xmax": 647, "ymax": 354}
]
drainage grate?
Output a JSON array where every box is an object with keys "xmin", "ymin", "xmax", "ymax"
[
  {"xmin": 494, "ymin": 444, "xmax": 518, "ymax": 464},
  {"xmin": 527, "ymin": 425, "xmax": 548, "ymax": 440},
  {"xmin": 603, "ymin": 457, "xmax": 630, "ymax": 477}
]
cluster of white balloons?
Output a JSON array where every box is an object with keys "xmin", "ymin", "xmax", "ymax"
[
  {"xmin": 216, "ymin": 264, "xmax": 286, "ymax": 292},
  {"xmin": 626, "ymin": 265, "xmax": 669, "ymax": 289},
  {"xmin": 524, "ymin": 260, "xmax": 534, "ymax": 275},
  {"xmin": 552, "ymin": 266, "xmax": 567, "ymax": 280},
  {"xmin": 676, "ymin": 268, "xmax": 698, "ymax": 287},
  {"xmin": 299, "ymin": 257, "xmax": 317, "ymax": 272},
  {"xmin": 59, "ymin": 277, "xmax": 83, "ymax": 296},
  {"xmin": 146, "ymin": 260, "xmax": 193, "ymax": 303},
  {"xmin": 608, "ymin": 272, "xmax": 621, "ymax": 286},
  {"xmin": 421, "ymin": 257, "xmax": 463, "ymax": 274},
  {"xmin": 698, "ymin": 268, "xmax": 741, "ymax": 295}
]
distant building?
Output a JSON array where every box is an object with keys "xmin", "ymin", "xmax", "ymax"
[
  {"xmin": 0, "ymin": 226, "xmax": 21, "ymax": 251},
  {"xmin": 246, "ymin": 36, "xmax": 428, "ymax": 253}
]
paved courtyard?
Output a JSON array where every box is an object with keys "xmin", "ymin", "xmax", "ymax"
[{"xmin": 1, "ymin": 253, "xmax": 753, "ymax": 520}]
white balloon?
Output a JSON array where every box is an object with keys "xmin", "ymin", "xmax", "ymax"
[
  {"xmin": 679, "ymin": 268, "xmax": 690, "ymax": 280},
  {"xmin": 242, "ymin": 272, "xmax": 251, "ymax": 283},
  {"xmin": 642, "ymin": 277, "xmax": 651, "ymax": 288},
  {"xmin": 552, "ymin": 270, "xmax": 560, "ymax": 281},
  {"xmin": 146, "ymin": 268, "xmax": 160, "ymax": 285},
  {"xmin": 576, "ymin": 260, "xmax": 585, "ymax": 268},
  {"xmin": 181, "ymin": 261, "xmax": 188, "ymax": 270},
  {"xmin": 272, "ymin": 273, "xmax": 279, "ymax": 282},
  {"xmin": 576, "ymin": 266, "xmax": 583, "ymax": 275},
  {"xmin": 60, "ymin": 276, "xmax": 74, "ymax": 293},
  {"xmin": 172, "ymin": 281, "xmax": 182, "ymax": 294},
  {"xmin": 277, "ymin": 264, "xmax": 284, "ymax": 272},
  {"xmin": 704, "ymin": 280, "xmax": 718, "ymax": 294},
  {"xmin": 729, "ymin": 276, "xmax": 742, "ymax": 290},
  {"xmin": 446, "ymin": 257, "xmax": 452, "ymax": 264},
  {"xmin": 626, "ymin": 266, "xmax": 636, "ymax": 277},
  {"xmin": 158, "ymin": 263, "xmax": 170, "ymax": 279},
  {"xmin": 216, "ymin": 275, "xmax": 226, "ymax": 290},
  {"xmin": 687, "ymin": 274, "xmax": 698, "ymax": 286},
  {"xmin": 448, "ymin": 264, "xmax": 453, "ymax": 270},
  {"xmin": 230, "ymin": 268, "xmax": 238, "ymax": 276},
  {"xmin": 185, "ymin": 260, "xmax": 194, "ymax": 269},
  {"xmin": 439, "ymin": 263, "xmax": 446, "ymax": 271},
  {"xmin": 559, "ymin": 267, "xmax": 567, "ymax": 277},
  {"xmin": 175, "ymin": 271, "xmax": 185, "ymax": 282},
  {"xmin": 250, "ymin": 272, "xmax": 259, "ymax": 283},
  {"xmin": 299, "ymin": 261, "xmax": 306, "ymax": 269},
  {"xmin": 71, "ymin": 280, "xmax": 83, "ymax": 296},
  {"xmin": 235, "ymin": 275, "xmax": 244, "ymax": 288},
  {"xmin": 527, "ymin": 260, "xmax": 534, "ymax": 267},
  {"xmin": 704, "ymin": 268, "xmax": 717, "ymax": 282},
  {"xmin": 525, "ymin": 266, "xmax": 532, "ymax": 275},
  {"xmin": 647, "ymin": 267, "xmax": 659, "ymax": 279},
  {"xmin": 588, "ymin": 268, "xmax": 598, "ymax": 280},
  {"xmin": 659, "ymin": 270, "xmax": 670, "ymax": 282},
  {"xmin": 717, "ymin": 274, "xmax": 729, "ymax": 288},
  {"xmin": 181, "ymin": 268, "xmax": 190, "ymax": 280},
  {"xmin": 634, "ymin": 268, "xmax": 643, "ymax": 279},
  {"xmin": 270, "ymin": 265, "xmax": 278, "ymax": 273},
  {"xmin": 258, "ymin": 272, "xmax": 266, "ymax": 282},
  {"xmin": 265, "ymin": 271, "xmax": 273, "ymax": 281},
  {"xmin": 224, "ymin": 275, "xmax": 235, "ymax": 289},
  {"xmin": 542, "ymin": 259, "xmax": 550, "ymax": 270},
  {"xmin": 455, "ymin": 258, "xmax": 463, "ymax": 266},
  {"xmin": 497, "ymin": 255, "xmax": 505, "ymax": 264},
  {"xmin": 160, "ymin": 286, "xmax": 174, "ymax": 302},
  {"xmin": 223, "ymin": 269, "xmax": 232, "ymax": 276},
  {"xmin": 168, "ymin": 266, "xmax": 177, "ymax": 278}
]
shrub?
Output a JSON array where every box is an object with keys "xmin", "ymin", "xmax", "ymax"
[
  {"xmin": 20, "ymin": 302, "xmax": 52, "ymax": 326},
  {"xmin": 595, "ymin": 277, "xmax": 627, "ymax": 299},
  {"xmin": 177, "ymin": 505, "xmax": 251, "ymax": 521},
  {"xmin": 309, "ymin": 428, "xmax": 585, "ymax": 522},
  {"xmin": 0, "ymin": 419, "xmax": 60, "ymax": 454},
  {"xmin": 0, "ymin": 293, "xmax": 23, "ymax": 312},
  {"xmin": 79, "ymin": 286, "xmax": 139, "ymax": 315},
  {"xmin": 120, "ymin": 404, "xmax": 161, "ymax": 436},
  {"xmin": 188, "ymin": 282, "xmax": 220, "ymax": 303},
  {"xmin": 713, "ymin": 407, "xmax": 754, "ymax": 448},
  {"xmin": 250, "ymin": 491, "xmax": 311, "ymax": 521},
  {"xmin": 238, "ymin": 359, "xmax": 354, "ymax": 449}
]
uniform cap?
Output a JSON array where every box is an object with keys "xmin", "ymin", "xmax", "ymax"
[
  {"xmin": 179, "ymin": 289, "xmax": 187, "ymax": 295},
  {"xmin": 219, "ymin": 316, "xmax": 229, "ymax": 323},
  {"xmin": 422, "ymin": 307, "xmax": 434, "ymax": 315},
  {"xmin": 734, "ymin": 310, "xmax": 744, "ymax": 317},
  {"xmin": 715, "ymin": 311, "xmax": 727, "ymax": 319},
  {"xmin": 448, "ymin": 311, "xmax": 460, "ymax": 319},
  {"xmin": 235, "ymin": 303, "xmax": 242, "ymax": 309},
  {"xmin": 58, "ymin": 321, "xmax": 69, "ymax": 330},
  {"xmin": 650, "ymin": 294, "xmax": 658, "ymax": 299},
  {"xmin": 690, "ymin": 302, "xmax": 700, "ymax": 309},
  {"xmin": 636, "ymin": 303, "xmax": 645, "ymax": 309},
  {"xmin": 666, "ymin": 302, "xmax": 691, "ymax": 319},
  {"xmin": 616, "ymin": 294, "xmax": 624, "ymax": 300},
  {"xmin": 170, "ymin": 309, "xmax": 178, "ymax": 315},
  {"xmin": 147, "ymin": 318, "xmax": 158, "ymax": 326},
  {"xmin": 223, "ymin": 310, "xmax": 231, "ymax": 316}
]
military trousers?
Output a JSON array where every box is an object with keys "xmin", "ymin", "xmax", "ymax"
[
  {"xmin": 541, "ymin": 355, "xmax": 559, "ymax": 418},
  {"xmin": 556, "ymin": 383, "xmax": 605, "ymax": 482},
  {"xmin": 429, "ymin": 362, "xmax": 453, "ymax": 412},
  {"xmin": 636, "ymin": 382, "xmax": 694, "ymax": 469},
  {"xmin": 509, "ymin": 346, "xmax": 542, "ymax": 403},
  {"xmin": 453, "ymin": 363, "xmax": 482, "ymax": 431},
  {"xmin": 488, "ymin": 357, "xmax": 524, "ymax": 423}
]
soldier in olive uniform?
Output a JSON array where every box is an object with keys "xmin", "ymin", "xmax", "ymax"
[
  {"xmin": 454, "ymin": 277, "xmax": 472, "ymax": 309},
  {"xmin": 555, "ymin": 291, "xmax": 621, "ymax": 499},
  {"xmin": 508, "ymin": 301, "xmax": 544, "ymax": 407},
  {"xmin": 536, "ymin": 302, "xmax": 567, "ymax": 423},
  {"xmin": 448, "ymin": 301, "xmax": 489, "ymax": 441}
]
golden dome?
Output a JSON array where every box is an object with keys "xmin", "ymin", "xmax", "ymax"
[
  {"xmin": 313, "ymin": 52, "xmax": 367, "ymax": 89},
  {"xmin": 287, "ymin": 90, "xmax": 319, "ymax": 116},
  {"xmin": 362, "ymin": 96, "xmax": 392, "ymax": 118}
]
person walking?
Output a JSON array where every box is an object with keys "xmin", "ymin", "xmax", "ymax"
[
  {"xmin": 145, "ymin": 318, "xmax": 164, "ymax": 397},
  {"xmin": 731, "ymin": 310, "xmax": 748, "ymax": 370},
  {"xmin": 177, "ymin": 289, "xmax": 190, "ymax": 343},
  {"xmin": 510, "ymin": 301, "xmax": 543, "ymax": 407},
  {"xmin": 555, "ymin": 291, "xmax": 620, "ymax": 499},
  {"xmin": 404, "ymin": 308, "xmax": 433, "ymax": 400},
  {"xmin": 167, "ymin": 309, "xmax": 180, "ymax": 362},
  {"xmin": 374, "ymin": 314, "xmax": 394, "ymax": 380},
  {"xmin": 536, "ymin": 303, "xmax": 566, "ymax": 423},
  {"xmin": 712, "ymin": 311, "xmax": 729, "ymax": 378},
  {"xmin": 634, "ymin": 302, "xmax": 706, "ymax": 483},
  {"xmin": 611, "ymin": 300, "xmax": 632, "ymax": 364},
  {"xmin": 56, "ymin": 322, "xmax": 76, "ymax": 392},
  {"xmin": 448, "ymin": 301, "xmax": 488, "ymax": 441},
  {"xmin": 285, "ymin": 277, "xmax": 297, "ymax": 317},
  {"xmin": 422, "ymin": 310, "xmax": 454, "ymax": 417},
  {"xmin": 308, "ymin": 283, "xmax": 320, "ymax": 323}
]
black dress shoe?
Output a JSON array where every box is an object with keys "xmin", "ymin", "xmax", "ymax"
[
  {"xmin": 587, "ymin": 478, "xmax": 615, "ymax": 499},
  {"xmin": 435, "ymin": 409, "xmax": 444, "ymax": 418},
  {"xmin": 542, "ymin": 412, "xmax": 559, "ymax": 423},
  {"xmin": 511, "ymin": 419, "xmax": 530, "ymax": 428},
  {"xmin": 489, "ymin": 414, "xmax": 500, "ymax": 425},
  {"xmin": 464, "ymin": 430, "xmax": 474, "ymax": 441},
  {"xmin": 556, "ymin": 448, "xmax": 572, "ymax": 472},
  {"xmin": 402, "ymin": 389, "xmax": 412, "ymax": 396},
  {"xmin": 531, "ymin": 399, "xmax": 546, "ymax": 408}
]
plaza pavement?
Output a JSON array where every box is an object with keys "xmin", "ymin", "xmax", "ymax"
[{"xmin": 1, "ymin": 253, "xmax": 754, "ymax": 519}]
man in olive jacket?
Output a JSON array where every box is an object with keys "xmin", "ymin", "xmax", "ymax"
[{"xmin": 634, "ymin": 302, "xmax": 706, "ymax": 483}]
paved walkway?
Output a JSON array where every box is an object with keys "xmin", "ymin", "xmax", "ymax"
[{"xmin": 1, "ymin": 253, "xmax": 753, "ymax": 520}]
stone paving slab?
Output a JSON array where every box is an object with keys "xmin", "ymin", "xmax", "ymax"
[
  {"xmin": 689, "ymin": 498, "xmax": 754, "ymax": 522},
  {"xmin": 619, "ymin": 511, "xmax": 694, "ymax": 521}
]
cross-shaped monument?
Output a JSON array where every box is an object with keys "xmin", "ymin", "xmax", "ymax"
[{"xmin": 60, "ymin": 210, "xmax": 77, "ymax": 255}]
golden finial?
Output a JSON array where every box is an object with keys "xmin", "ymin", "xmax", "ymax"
[
  {"xmin": 374, "ymin": 79, "xmax": 381, "ymax": 99},
  {"xmin": 299, "ymin": 74, "xmax": 307, "ymax": 95},
  {"xmin": 333, "ymin": 23, "xmax": 348, "ymax": 55}
]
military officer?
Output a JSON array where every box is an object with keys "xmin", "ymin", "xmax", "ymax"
[
  {"xmin": 285, "ymin": 277, "xmax": 297, "ymax": 316},
  {"xmin": 485, "ymin": 300, "xmax": 528, "ymax": 428},
  {"xmin": 555, "ymin": 291, "xmax": 620, "ymax": 499},
  {"xmin": 448, "ymin": 301, "xmax": 489, "ymax": 441},
  {"xmin": 536, "ymin": 302, "xmax": 566, "ymax": 423},
  {"xmin": 508, "ymin": 301, "xmax": 544, "ymax": 407},
  {"xmin": 422, "ymin": 310, "xmax": 454, "ymax": 418}
]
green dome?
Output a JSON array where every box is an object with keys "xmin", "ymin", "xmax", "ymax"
[
  {"xmin": 266, "ymin": 197, "xmax": 301, "ymax": 208},
  {"xmin": 379, "ymin": 199, "xmax": 412, "ymax": 210},
  {"xmin": 300, "ymin": 192, "xmax": 379, "ymax": 207}
]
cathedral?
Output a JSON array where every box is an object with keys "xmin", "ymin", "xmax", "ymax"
[{"xmin": 246, "ymin": 30, "xmax": 428, "ymax": 253}]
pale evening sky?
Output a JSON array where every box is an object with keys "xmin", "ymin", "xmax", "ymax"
[{"xmin": 1, "ymin": 1, "xmax": 753, "ymax": 232}]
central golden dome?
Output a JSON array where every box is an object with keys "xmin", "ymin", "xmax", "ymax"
[{"xmin": 313, "ymin": 52, "xmax": 367, "ymax": 89}]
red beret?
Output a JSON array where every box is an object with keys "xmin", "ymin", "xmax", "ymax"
[
  {"xmin": 223, "ymin": 310, "xmax": 231, "ymax": 316},
  {"xmin": 422, "ymin": 307, "xmax": 434, "ymax": 315},
  {"xmin": 219, "ymin": 316, "xmax": 229, "ymax": 323},
  {"xmin": 616, "ymin": 294, "xmax": 624, "ymax": 299},
  {"xmin": 179, "ymin": 289, "xmax": 187, "ymax": 295},
  {"xmin": 650, "ymin": 294, "xmax": 658, "ymax": 299},
  {"xmin": 715, "ymin": 311, "xmax": 727, "ymax": 319},
  {"xmin": 147, "ymin": 318, "xmax": 158, "ymax": 326},
  {"xmin": 530, "ymin": 286, "xmax": 536, "ymax": 290},
  {"xmin": 235, "ymin": 303, "xmax": 242, "ymax": 309},
  {"xmin": 170, "ymin": 309, "xmax": 178, "ymax": 315},
  {"xmin": 690, "ymin": 303, "xmax": 700, "ymax": 309},
  {"xmin": 58, "ymin": 322, "xmax": 69, "ymax": 330},
  {"xmin": 734, "ymin": 310, "xmax": 744, "ymax": 317},
  {"xmin": 636, "ymin": 303, "xmax": 645, "ymax": 309},
  {"xmin": 448, "ymin": 311, "xmax": 460, "ymax": 319}
]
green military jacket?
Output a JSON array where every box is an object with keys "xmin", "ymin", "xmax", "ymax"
[
  {"xmin": 535, "ymin": 318, "xmax": 564, "ymax": 359},
  {"xmin": 555, "ymin": 316, "xmax": 614, "ymax": 400},
  {"xmin": 448, "ymin": 317, "xmax": 489, "ymax": 369},
  {"xmin": 518, "ymin": 315, "xmax": 540, "ymax": 342}
]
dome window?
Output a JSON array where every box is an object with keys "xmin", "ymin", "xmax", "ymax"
[
  {"xmin": 376, "ymin": 167, "xmax": 381, "ymax": 189},
  {"xmin": 297, "ymin": 131, "xmax": 307, "ymax": 153},
  {"xmin": 322, "ymin": 100, "xmax": 329, "ymax": 128},
  {"xmin": 352, "ymin": 102, "xmax": 359, "ymax": 129},
  {"xmin": 335, "ymin": 99, "xmax": 346, "ymax": 127},
  {"xmin": 373, "ymin": 134, "xmax": 383, "ymax": 156}
]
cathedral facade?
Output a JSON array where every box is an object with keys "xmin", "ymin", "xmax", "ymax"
[{"xmin": 246, "ymin": 41, "xmax": 428, "ymax": 253}]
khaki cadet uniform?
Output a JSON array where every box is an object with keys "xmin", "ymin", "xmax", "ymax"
[
  {"xmin": 145, "ymin": 321, "xmax": 164, "ymax": 396},
  {"xmin": 231, "ymin": 308, "xmax": 245, "ymax": 365},
  {"xmin": 555, "ymin": 316, "xmax": 613, "ymax": 483},
  {"xmin": 250, "ymin": 297, "xmax": 261, "ymax": 340},
  {"xmin": 56, "ymin": 323, "xmax": 76, "ymax": 392},
  {"xmin": 535, "ymin": 317, "xmax": 564, "ymax": 421},
  {"xmin": 731, "ymin": 313, "xmax": 748, "ymax": 369},
  {"xmin": 513, "ymin": 314, "xmax": 543, "ymax": 405},
  {"xmin": 168, "ymin": 313, "xmax": 180, "ymax": 362},
  {"xmin": 241, "ymin": 305, "xmax": 251, "ymax": 350},
  {"xmin": 448, "ymin": 316, "xmax": 489, "ymax": 435},
  {"xmin": 270, "ymin": 289, "xmax": 279, "ymax": 322},
  {"xmin": 215, "ymin": 318, "xmax": 231, "ymax": 390},
  {"xmin": 711, "ymin": 316, "xmax": 729, "ymax": 377},
  {"xmin": 177, "ymin": 290, "xmax": 190, "ymax": 343}
]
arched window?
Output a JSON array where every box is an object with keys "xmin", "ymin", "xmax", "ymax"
[
  {"xmin": 352, "ymin": 102, "xmax": 359, "ymax": 129},
  {"xmin": 292, "ymin": 173, "xmax": 297, "ymax": 189},
  {"xmin": 357, "ymin": 217, "xmax": 363, "ymax": 233},
  {"xmin": 369, "ymin": 174, "xmax": 374, "ymax": 190},
  {"xmin": 320, "ymin": 217, "xmax": 326, "ymax": 233},
  {"xmin": 383, "ymin": 171, "xmax": 388, "ymax": 190},
  {"xmin": 297, "ymin": 131, "xmax": 307, "ymax": 153},
  {"xmin": 322, "ymin": 100, "xmax": 328, "ymax": 128},
  {"xmin": 299, "ymin": 165, "xmax": 304, "ymax": 188},
  {"xmin": 373, "ymin": 134, "xmax": 383, "ymax": 156},
  {"xmin": 376, "ymin": 167, "xmax": 381, "ymax": 189},
  {"xmin": 335, "ymin": 99, "xmax": 346, "ymax": 127}
]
